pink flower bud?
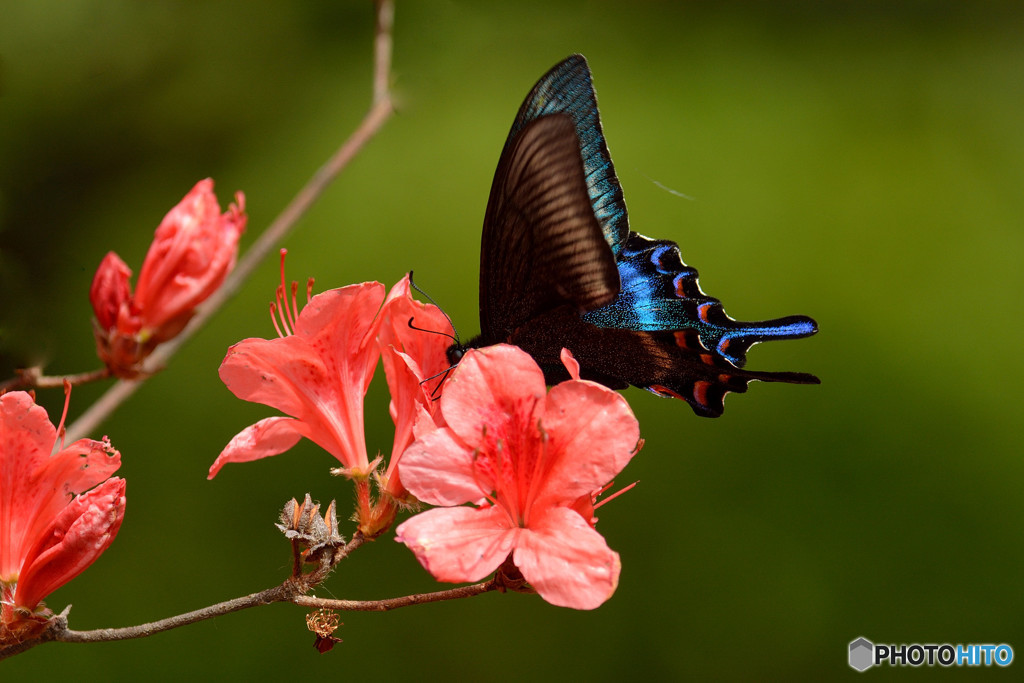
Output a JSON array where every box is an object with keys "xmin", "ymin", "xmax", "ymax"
[
  {"xmin": 89, "ymin": 252, "xmax": 133, "ymax": 332},
  {"xmin": 90, "ymin": 179, "xmax": 245, "ymax": 378}
]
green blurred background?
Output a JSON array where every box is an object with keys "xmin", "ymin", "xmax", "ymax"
[{"xmin": 2, "ymin": 1, "xmax": 1022, "ymax": 679}]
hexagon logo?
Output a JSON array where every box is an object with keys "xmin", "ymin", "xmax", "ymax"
[{"xmin": 849, "ymin": 637, "xmax": 874, "ymax": 672}]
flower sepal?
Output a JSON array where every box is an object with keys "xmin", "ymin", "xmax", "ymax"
[
  {"xmin": 328, "ymin": 454, "xmax": 383, "ymax": 483},
  {"xmin": 90, "ymin": 315, "xmax": 159, "ymax": 380},
  {"xmin": 353, "ymin": 463, "xmax": 398, "ymax": 540},
  {"xmin": 492, "ymin": 555, "xmax": 535, "ymax": 595},
  {"xmin": 0, "ymin": 601, "xmax": 54, "ymax": 645}
]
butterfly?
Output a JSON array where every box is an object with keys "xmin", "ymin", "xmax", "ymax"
[{"xmin": 451, "ymin": 54, "xmax": 818, "ymax": 417}]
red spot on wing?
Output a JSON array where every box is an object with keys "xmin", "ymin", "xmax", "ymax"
[
  {"xmin": 649, "ymin": 384, "xmax": 685, "ymax": 400},
  {"xmin": 693, "ymin": 380, "xmax": 711, "ymax": 407}
]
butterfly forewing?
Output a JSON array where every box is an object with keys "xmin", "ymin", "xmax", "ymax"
[
  {"xmin": 479, "ymin": 114, "xmax": 620, "ymax": 342},
  {"xmin": 507, "ymin": 54, "xmax": 630, "ymax": 255}
]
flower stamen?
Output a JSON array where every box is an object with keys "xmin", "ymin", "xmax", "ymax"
[
  {"xmin": 270, "ymin": 302, "xmax": 287, "ymax": 338},
  {"xmin": 290, "ymin": 280, "xmax": 300, "ymax": 327},
  {"xmin": 593, "ymin": 480, "xmax": 638, "ymax": 510},
  {"xmin": 271, "ymin": 250, "xmax": 298, "ymax": 337}
]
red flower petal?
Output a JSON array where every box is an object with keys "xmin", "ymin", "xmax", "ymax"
[
  {"xmin": 395, "ymin": 506, "xmax": 515, "ymax": 583},
  {"xmin": 208, "ymin": 417, "xmax": 304, "ymax": 479},
  {"xmin": 0, "ymin": 393, "xmax": 120, "ymax": 580},
  {"xmin": 293, "ymin": 283, "xmax": 385, "ymax": 391},
  {"xmin": 559, "ymin": 348, "xmax": 581, "ymax": 380},
  {"xmin": 134, "ymin": 179, "xmax": 246, "ymax": 335},
  {"xmin": 531, "ymin": 379, "xmax": 640, "ymax": 506},
  {"xmin": 377, "ymin": 274, "xmax": 455, "ymax": 499},
  {"xmin": 394, "ymin": 425, "xmax": 481, "ymax": 506},
  {"xmin": 219, "ymin": 335, "xmax": 331, "ymax": 425},
  {"xmin": 213, "ymin": 282, "xmax": 385, "ymax": 474},
  {"xmin": 513, "ymin": 506, "xmax": 620, "ymax": 610},
  {"xmin": 380, "ymin": 347, "xmax": 423, "ymax": 463},
  {"xmin": 89, "ymin": 252, "xmax": 133, "ymax": 332},
  {"xmin": 14, "ymin": 477, "xmax": 126, "ymax": 610},
  {"xmin": 440, "ymin": 345, "xmax": 546, "ymax": 451},
  {"xmin": 0, "ymin": 391, "xmax": 124, "ymax": 617},
  {"xmin": 378, "ymin": 273, "xmax": 452, "ymax": 398}
]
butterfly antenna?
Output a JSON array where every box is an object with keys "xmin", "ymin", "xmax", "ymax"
[
  {"xmin": 409, "ymin": 270, "xmax": 461, "ymax": 346},
  {"xmin": 420, "ymin": 366, "xmax": 453, "ymax": 401},
  {"xmin": 406, "ymin": 272, "xmax": 463, "ymax": 400},
  {"xmin": 402, "ymin": 317, "xmax": 457, "ymax": 400},
  {"xmin": 403, "ymin": 317, "xmax": 458, "ymax": 399},
  {"xmin": 406, "ymin": 317, "xmax": 459, "ymax": 346}
]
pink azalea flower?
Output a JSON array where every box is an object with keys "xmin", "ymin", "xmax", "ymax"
[
  {"xmin": 209, "ymin": 274, "xmax": 385, "ymax": 480},
  {"xmin": 394, "ymin": 344, "xmax": 641, "ymax": 610},
  {"xmin": 90, "ymin": 178, "xmax": 246, "ymax": 377},
  {"xmin": 0, "ymin": 390, "xmax": 125, "ymax": 643},
  {"xmin": 377, "ymin": 273, "xmax": 454, "ymax": 501}
]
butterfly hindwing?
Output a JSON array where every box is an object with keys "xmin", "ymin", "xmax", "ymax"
[
  {"xmin": 583, "ymin": 232, "xmax": 819, "ymax": 368},
  {"xmin": 466, "ymin": 54, "xmax": 819, "ymax": 417},
  {"xmin": 512, "ymin": 307, "xmax": 816, "ymax": 417}
]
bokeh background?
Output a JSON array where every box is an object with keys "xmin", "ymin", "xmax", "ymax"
[{"xmin": 2, "ymin": 1, "xmax": 1022, "ymax": 679}]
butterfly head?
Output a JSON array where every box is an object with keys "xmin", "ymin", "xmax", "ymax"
[{"xmin": 445, "ymin": 342, "xmax": 466, "ymax": 367}]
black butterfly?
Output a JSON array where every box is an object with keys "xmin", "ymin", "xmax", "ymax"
[{"xmin": 452, "ymin": 54, "xmax": 818, "ymax": 417}]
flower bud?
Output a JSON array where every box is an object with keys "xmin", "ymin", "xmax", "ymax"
[{"xmin": 90, "ymin": 179, "xmax": 245, "ymax": 377}]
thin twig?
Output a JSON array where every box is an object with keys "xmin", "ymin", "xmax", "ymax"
[
  {"xmin": 0, "ymin": 367, "xmax": 110, "ymax": 393},
  {"xmin": 5, "ymin": 578, "xmax": 496, "ymax": 655},
  {"xmin": 1, "ymin": 564, "xmax": 498, "ymax": 657},
  {"xmin": 0, "ymin": 533, "xmax": 369, "ymax": 659},
  {"xmin": 293, "ymin": 580, "xmax": 498, "ymax": 612},
  {"xmin": 0, "ymin": 582, "xmax": 293, "ymax": 659},
  {"xmin": 64, "ymin": 0, "xmax": 396, "ymax": 443},
  {"xmin": 57, "ymin": 583, "xmax": 297, "ymax": 644},
  {"xmin": 373, "ymin": 0, "xmax": 394, "ymax": 106}
]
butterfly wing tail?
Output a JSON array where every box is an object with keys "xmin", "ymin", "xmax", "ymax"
[
  {"xmin": 699, "ymin": 309, "xmax": 818, "ymax": 368},
  {"xmin": 647, "ymin": 356, "xmax": 820, "ymax": 417},
  {"xmin": 584, "ymin": 233, "xmax": 819, "ymax": 368}
]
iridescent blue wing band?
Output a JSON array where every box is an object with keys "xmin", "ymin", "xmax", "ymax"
[{"xmin": 582, "ymin": 233, "xmax": 818, "ymax": 367}]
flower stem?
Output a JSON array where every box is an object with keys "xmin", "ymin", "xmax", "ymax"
[{"xmin": 292, "ymin": 580, "xmax": 498, "ymax": 612}]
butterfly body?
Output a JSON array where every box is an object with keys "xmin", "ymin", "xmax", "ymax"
[{"xmin": 459, "ymin": 55, "xmax": 818, "ymax": 417}]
